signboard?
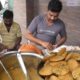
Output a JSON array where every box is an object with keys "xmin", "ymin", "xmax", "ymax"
[{"xmin": 66, "ymin": 0, "xmax": 80, "ymax": 6}]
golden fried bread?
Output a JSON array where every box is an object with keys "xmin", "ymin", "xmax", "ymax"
[
  {"xmin": 67, "ymin": 59, "xmax": 79, "ymax": 71},
  {"xmin": 49, "ymin": 55, "xmax": 64, "ymax": 62},
  {"xmin": 57, "ymin": 48, "xmax": 66, "ymax": 55},
  {"xmin": 65, "ymin": 53, "xmax": 73, "ymax": 61},
  {"xmin": 49, "ymin": 75, "xmax": 60, "ymax": 80},
  {"xmin": 49, "ymin": 61, "xmax": 60, "ymax": 67},
  {"xmin": 52, "ymin": 61, "xmax": 69, "ymax": 76},
  {"xmin": 72, "ymin": 67, "xmax": 80, "ymax": 79},
  {"xmin": 42, "ymin": 54, "xmax": 56, "ymax": 62},
  {"xmin": 71, "ymin": 53, "xmax": 80, "ymax": 61},
  {"xmin": 49, "ymin": 48, "xmax": 67, "ymax": 62},
  {"xmin": 58, "ymin": 73, "xmax": 73, "ymax": 80},
  {"xmin": 77, "ymin": 77, "xmax": 80, "ymax": 80},
  {"xmin": 61, "ymin": 51, "xmax": 68, "ymax": 59},
  {"xmin": 39, "ymin": 64, "xmax": 52, "ymax": 76}
]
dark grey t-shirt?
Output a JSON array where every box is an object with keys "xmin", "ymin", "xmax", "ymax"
[{"xmin": 28, "ymin": 15, "xmax": 66, "ymax": 44}]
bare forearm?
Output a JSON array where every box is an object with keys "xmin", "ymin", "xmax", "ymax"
[
  {"xmin": 26, "ymin": 33, "xmax": 44, "ymax": 46},
  {"xmin": 0, "ymin": 43, "xmax": 7, "ymax": 51},
  {"xmin": 14, "ymin": 37, "xmax": 22, "ymax": 49},
  {"xmin": 56, "ymin": 37, "xmax": 67, "ymax": 47}
]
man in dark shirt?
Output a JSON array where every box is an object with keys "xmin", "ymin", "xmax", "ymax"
[{"xmin": 25, "ymin": 0, "xmax": 67, "ymax": 50}]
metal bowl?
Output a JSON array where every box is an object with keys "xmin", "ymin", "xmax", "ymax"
[{"xmin": 0, "ymin": 51, "xmax": 44, "ymax": 80}]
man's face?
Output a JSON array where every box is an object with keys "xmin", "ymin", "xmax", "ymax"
[
  {"xmin": 47, "ymin": 10, "xmax": 59, "ymax": 23},
  {"xmin": 3, "ymin": 18, "xmax": 13, "ymax": 27}
]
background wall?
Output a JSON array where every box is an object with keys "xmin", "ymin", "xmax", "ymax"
[
  {"xmin": 13, "ymin": 0, "xmax": 80, "ymax": 45},
  {"xmin": 13, "ymin": 0, "xmax": 27, "ymax": 44}
]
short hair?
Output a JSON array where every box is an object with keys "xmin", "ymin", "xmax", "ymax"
[
  {"xmin": 3, "ymin": 10, "xmax": 13, "ymax": 19},
  {"xmin": 48, "ymin": 0, "xmax": 62, "ymax": 12}
]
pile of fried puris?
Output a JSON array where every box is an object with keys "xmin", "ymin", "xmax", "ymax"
[{"xmin": 39, "ymin": 48, "xmax": 80, "ymax": 80}]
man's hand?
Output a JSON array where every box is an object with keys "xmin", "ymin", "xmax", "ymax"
[
  {"xmin": 0, "ymin": 43, "xmax": 8, "ymax": 52},
  {"xmin": 52, "ymin": 44, "xmax": 58, "ymax": 49},
  {"xmin": 41, "ymin": 42, "xmax": 53, "ymax": 50}
]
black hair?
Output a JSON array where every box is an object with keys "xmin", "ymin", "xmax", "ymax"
[
  {"xmin": 3, "ymin": 10, "xmax": 13, "ymax": 19},
  {"xmin": 48, "ymin": 0, "xmax": 62, "ymax": 12}
]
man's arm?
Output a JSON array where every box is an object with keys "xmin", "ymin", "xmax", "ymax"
[
  {"xmin": 54, "ymin": 22, "xmax": 67, "ymax": 48},
  {"xmin": 14, "ymin": 23, "xmax": 22, "ymax": 50},
  {"xmin": 54, "ymin": 36, "xmax": 67, "ymax": 48},
  {"xmin": 12, "ymin": 37, "xmax": 22, "ymax": 50},
  {"xmin": 25, "ymin": 31, "xmax": 53, "ymax": 50},
  {"xmin": 0, "ymin": 43, "xmax": 8, "ymax": 51}
]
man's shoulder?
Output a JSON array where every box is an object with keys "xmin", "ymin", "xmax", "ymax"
[
  {"xmin": 34, "ymin": 14, "xmax": 44, "ymax": 21},
  {"xmin": 12, "ymin": 22, "xmax": 21, "ymax": 31},
  {"xmin": 57, "ymin": 19, "xmax": 64, "ymax": 23},
  {"xmin": 13, "ymin": 22, "xmax": 19, "ymax": 25},
  {"xmin": 13, "ymin": 22, "xmax": 20, "ymax": 27},
  {"xmin": 56, "ymin": 19, "xmax": 65, "ymax": 26}
]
